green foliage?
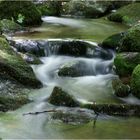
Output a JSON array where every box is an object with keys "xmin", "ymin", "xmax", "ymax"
[
  {"xmin": 131, "ymin": 64, "xmax": 140, "ymax": 98},
  {"xmin": 0, "ymin": 0, "xmax": 42, "ymax": 26},
  {"xmin": 17, "ymin": 13, "xmax": 25, "ymax": 24}
]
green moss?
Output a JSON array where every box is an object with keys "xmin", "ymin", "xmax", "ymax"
[
  {"xmin": 108, "ymin": 3, "xmax": 140, "ymax": 26},
  {"xmin": 0, "ymin": 0, "xmax": 42, "ymax": 26},
  {"xmin": 119, "ymin": 24, "xmax": 140, "ymax": 52},
  {"xmin": 0, "ymin": 37, "xmax": 42, "ymax": 88},
  {"xmin": 131, "ymin": 64, "xmax": 140, "ymax": 98},
  {"xmin": 114, "ymin": 53, "xmax": 140, "ymax": 77}
]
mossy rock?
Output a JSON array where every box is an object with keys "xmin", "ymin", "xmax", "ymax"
[
  {"xmin": 0, "ymin": 0, "xmax": 42, "ymax": 26},
  {"xmin": 102, "ymin": 32, "xmax": 125, "ymax": 50},
  {"xmin": 0, "ymin": 37, "xmax": 42, "ymax": 88},
  {"xmin": 114, "ymin": 52, "xmax": 140, "ymax": 77},
  {"xmin": 48, "ymin": 86, "xmax": 80, "ymax": 107},
  {"xmin": 102, "ymin": 24, "xmax": 140, "ymax": 52},
  {"xmin": 119, "ymin": 24, "xmax": 140, "ymax": 52},
  {"xmin": 108, "ymin": 3, "xmax": 140, "ymax": 26},
  {"xmin": 112, "ymin": 79, "xmax": 130, "ymax": 97},
  {"xmin": 0, "ymin": 19, "xmax": 24, "ymax": 34},
  {"xmin": 131, "ymin": 64, "xmax": 140, "ymax": 99}
]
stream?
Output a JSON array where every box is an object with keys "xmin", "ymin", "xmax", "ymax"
[{"xmin": 0, "ymin": 16, "xmax": 140, "ymax": 139}]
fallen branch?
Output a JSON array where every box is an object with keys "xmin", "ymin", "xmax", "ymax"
[{"xmin": 23, "ymin": 109, "xmax": 59, "ymax": 116}]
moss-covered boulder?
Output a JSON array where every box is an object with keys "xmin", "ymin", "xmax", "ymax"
[
  {"xmin": 102, "ymin": 32, "xmax": 125, "ymax": 50},
  {"xmin": 108, "ymin": 3, "xmax": 140, "ymax": 26},
  {"xmin": 0, "ymin": 19, "xmax": 24, "ymax": 34},
  {"xmin": 102, "ymin": 24, "xmax": 140, "ymax": 52},
  {"xmin": 0, "ymin": 1, "xmax": 42, "ymax": 26},
  {"xmin": 119, "ymin": 24, "xmax": 140, "ymax": 52},
  {"xmin": 131, "ymin": 65, "xmax": 140, "ymax": 99},
  {"xmin": 114, "ymin": 52, "xmax": 140, "ymax": 77},
  {"xmin": 0, "ymin": 37, "xmax": 42, "ymax": 88},
  {"xmin": 112, "ymin": 79, "xmax": 130, "ymax": 97},
  {"xmin": 48, "ymin": 86, "xmax": 80, "ymax": 107}
]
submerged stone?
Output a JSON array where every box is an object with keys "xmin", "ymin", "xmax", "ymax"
[
  {"xmin": 48, "ymin": 86, "xmax": 80, "ymax": 107},
  {"xmin": 58, "ymin": 60, "xmax": 94, "ymax": 77}
]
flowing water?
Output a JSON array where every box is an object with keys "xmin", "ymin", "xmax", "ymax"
[
  {"xmin": 0, "ymin": 16, "xmax": 140, "ymax": 139},
  {"xmin": 14, "ymin": 16, "xmax": 128, "ymax": 42}
]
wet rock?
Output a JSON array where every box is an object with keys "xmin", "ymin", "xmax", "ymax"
[
  {"xmin": 0, "ymin": 1, "xmax": 42, "ymax": 26},
  {"xmin": 131, "ymin": 64, "xmax": 140, "ymax": 99},
  {"xmin": 48, "ymin": 86, "xmax": 80, "ymax": 107},
  {"xmin": 20, "ymin": 53, "xmax": 43, "ymax": 65},
  {"xmin": 112, "ymin": 79, "xmax": 130, "ymax": 97},
  {"xmin": 11, "ymin": 40, "xmax": 45, "ymax": 57},
  {"xmin": 114, "ymin": 52, "xmax": 140, "ymax": 77},
  {"xmin": 58, "ymin": 60, "xmax": 94, "ymax": 77},
  {"xmin": 0, "ymin": 37, "xmax": 42, "ymax": 88}
]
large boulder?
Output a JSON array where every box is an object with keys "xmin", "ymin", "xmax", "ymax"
[
  {"xmin": 0, "ymin": 37, "xmax": 42, "ymax": 88},
  {"xmin": 48, "ymin": 86, "xmax": 80, "ymax": 107},
  {"xmin": 112, "ymin": 79, "xmax": 130, "ymax": 97},
  {"xmin": 0, "ymin": 1, "xmax": 42, "ymax": 26},
  {"xmin": 58, "ymin": 60, "xmax": 94, "ymax": 77},
  {"xmin": 131, "ymin": 65, "xmax": 140, "ymax": 99},
  {"xmin": 108, "ymin": 3, "xmax": 140, "ymax": 26},
  {"xmin": 114, "ymin": 52, "xmax": 140, "ymax": 77}
]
